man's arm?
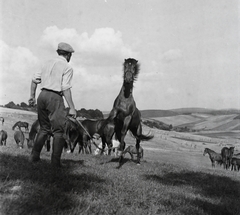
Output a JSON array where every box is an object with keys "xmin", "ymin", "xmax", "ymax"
[
  {"xmin": 28, "ymin": 81, "xmax": 38, "ymax": 106},
  {"xmin": 62, "ymin": 88, "xmax": 77, "ymax": 117}
]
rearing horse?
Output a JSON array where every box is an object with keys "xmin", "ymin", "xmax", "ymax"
[{"xmin": 102, "ymin": 58, "xmax": 154, "ymax": 166}]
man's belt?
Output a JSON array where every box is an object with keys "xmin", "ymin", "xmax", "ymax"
[{"xmin": 42, "ymin": 88, "xmax": 63, "ymax": 96}]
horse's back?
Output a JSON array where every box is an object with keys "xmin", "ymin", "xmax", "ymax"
[
  {"xmin": 14, "ymin": 130, "xmax": 24, "ymax": 142},
  {"xmin": 0, "ymin": 130, "xmax": 7, "ymax": 138},
  {"xmin": 82, "ymin": 119, "xmax": 103, "ymax": 135},
  {"xmin": 0, "ymin": 130, "xmax": 8, "ymax": 143}
]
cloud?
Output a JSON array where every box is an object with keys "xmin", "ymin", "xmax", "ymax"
[
  {"xmin": 40, "ymin": 26, "xmax": 137, "ymax": 66},
  {"xmin": 162, "ymin": 49, "xmax": 182, "ymax": 62},
  {"xmin": 0, "ymin": 40, "xmax": 39, "ymax": 105}
]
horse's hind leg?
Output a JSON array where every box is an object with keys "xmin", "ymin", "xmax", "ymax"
[
  {"xmin": 136, "ymin": 139, "xmax": 141, "ymax": 164},
  {"xmin": 46, "ymin": 135, "xmax": 51, "ymax": 151}
]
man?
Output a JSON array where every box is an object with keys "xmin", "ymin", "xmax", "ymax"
[{"xmin": 28, "ymin": 42, "xmax": 77, "ymax": 167}]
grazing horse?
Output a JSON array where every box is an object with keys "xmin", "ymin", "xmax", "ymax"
[
  {"xmin": 203, "ymin": 148, "xmax": 222, "ymax": 168},
  {"xmin": 0, "ymin": 130, "xmax": 8, "ymax": 145},
  {"xmin": 101, "ymin": 58, "xmax": 154, "ymax": 166},
  {"xmin": 67, "ymin": 118, "xmax": 115, "ymax": 155},
  {"xmin": 221, "ymin": 146, "xmax": 235, "ymax": 169},
  {"xmin": 12, "ymin": 121, "xmax": 29, "ymax": 132},
  {"xmin": 26, "ymin": 119, "xmax": 53, "ymax": 151},
  {"xmin": 231, "ymin": 157, "xmax": 240, "ymax": 171},
  {"xmin": 0, "ymin": 117, "xmax": 4, "ymax": 125},
  {"xmin": 14, "ymin": 130, "xmax": 25, "ymax": 148},
  {"xmin": 123, "ymin": 145, "xmax": 144, "ymax": 161}
]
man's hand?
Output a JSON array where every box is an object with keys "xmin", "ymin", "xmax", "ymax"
[
  {"xmin": 28, "ymin": 98, "xmax": 36, "ymax": 106},
  {"xmin": 68, "ymin": 108, "xmax": 77, "ymax": 118}
]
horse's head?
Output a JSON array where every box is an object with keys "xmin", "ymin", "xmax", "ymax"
[
  {"xmin": 203, "ymin": 148, "xmax": 207, "ymax": 156},
  {"xmin": 123, "ymin": 58, "xmax": 139, "ymax": 83},
  {"xmin": 229, "ymin": 146, "xmax": 235, "ymax": 155},
  {"xmin": 63, "ymin": 118, "xmax": 82, "ymax": 153}
]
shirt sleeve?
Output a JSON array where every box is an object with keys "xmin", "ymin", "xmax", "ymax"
[
  {"xmin": 32, "ymin": 68, "xmax": 42, "ymax": 84},
  {"xmin": 61, "ymin": 67, "xmax": 73, "ymax": 91}
]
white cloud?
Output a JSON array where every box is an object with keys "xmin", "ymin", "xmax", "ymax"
[
  {"xmin": 0, "ymin": 40, "xmax": 39, "ymax": 105},
  {"xmin": 40, "ymin": 26, "xmax": 137, "ymax": 66},
  {"xmin": 162, "ymin": 49, "xmax": 182, "ymax": 62}
]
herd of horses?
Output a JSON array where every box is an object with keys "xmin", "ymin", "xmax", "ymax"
[
  {"xmin": 1, "ymin": 58, "xmax": 239, "ymax": 171},
  {"xmin": 203, "ymin": 147, "xmax": 240, "ymax": 171},
  {"xmin": 0, "ymin": 121, "xmax": 28, "ymax": 148},
  {"xmin": 0, "ymin": 59, "xmax": 152, "ymax": 166}
]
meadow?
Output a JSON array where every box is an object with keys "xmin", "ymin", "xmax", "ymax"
[{"xmin": 0, "ymin": 107, "xmax": 240, "ymax": 215}]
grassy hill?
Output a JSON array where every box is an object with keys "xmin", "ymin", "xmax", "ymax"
[
  {"xmin": 140, "ymin": 109, "xmax": 178, "ymax": 118},
  {"xmin": 1, "ymin": 107, "xmax": 240, "ymax": 214},
  {"xmin": 138, "ymin": 108, "xmax": 240, "ymax": 132}
]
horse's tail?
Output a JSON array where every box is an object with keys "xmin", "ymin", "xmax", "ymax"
[
  {"xmin": 12, "ymin": 122, "xmax": 19, "ymax": 130},
  {"xmin": 137, "ymin": 132, "xmax": 154, "ymax": 141}
]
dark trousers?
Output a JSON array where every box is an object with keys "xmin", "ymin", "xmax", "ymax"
[{"xmin": 30, "ymin": 89, "xmax": 67, "ymax": 166}]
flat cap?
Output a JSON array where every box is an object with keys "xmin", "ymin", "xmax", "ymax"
[{"xmin": 57, "ymin": 42, "xmax": 74, "ymax": 53}]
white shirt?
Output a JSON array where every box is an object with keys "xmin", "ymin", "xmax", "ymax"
[{"xmin": 32, "ymin": 56, "xmax": 73, "ymax": 92}]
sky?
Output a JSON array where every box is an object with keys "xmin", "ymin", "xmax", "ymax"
[{"xmin": 0, "ymin": 0, "xmax": 239, "ymax": 111}]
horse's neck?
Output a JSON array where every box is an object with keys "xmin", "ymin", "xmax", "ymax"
[
  {"xmin": 207, "ymin": 148, "xmax": 214, "ymax": 154},
  {"xmin": 209, "ymin": 149, "xmax": 214, "ymax": 153},
  {"xmin": 29, "ymin": 130, "xmax": 37, "ymax": 140},
  {"xmin": 119, "ymin": 82, "xmax": 133, "ymax": 98}
]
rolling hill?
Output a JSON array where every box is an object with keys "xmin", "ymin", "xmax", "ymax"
[{"xmin": 140, "ymin": 108, "xmax": 240, "ymax": 132}]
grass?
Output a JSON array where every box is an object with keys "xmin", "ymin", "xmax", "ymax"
[
  {"xmin": 1, "ymin": 110, "xmax": 240, "ymax": 214},
  {"xmin": 1, "ymin": 145, "xmax": 240, "ymax": 215}
]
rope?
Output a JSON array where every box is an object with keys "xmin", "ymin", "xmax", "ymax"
[{"xmin": 67, "ymin": 116, "xmax": 103, "ymax": 150}]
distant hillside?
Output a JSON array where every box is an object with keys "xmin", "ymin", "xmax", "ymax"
[
  {"xmin": 153, "ymin": 114, "xmax": 240, "ymax": 132},
  {"xmin": 170, "ymin": 108, "xmax": 240, "ymax": 115},
  {"xmin": 140, "ymin": 109, "xmax": 178, "ymax": 118}
]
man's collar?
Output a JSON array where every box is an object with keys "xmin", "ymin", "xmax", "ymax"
[{"xmin": 57, "ymin": 55, "xmax": 67, "ymax": 62}]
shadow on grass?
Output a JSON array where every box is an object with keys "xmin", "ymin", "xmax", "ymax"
[
  {"xmin": 144, "ymin": 171, "xmax": 240, "ymax": 215},
  {"xmin": 0, "ymin": 153, "xmax": 108, "ymax": 215},
  {"xmin": 101, "ymin": 156, "xmax": 135, "ymax": 169}
]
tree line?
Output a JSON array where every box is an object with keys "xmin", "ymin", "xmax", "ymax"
[{"xmin": 2, "ymin": 101, "xmax": 104, "ymax": 119}]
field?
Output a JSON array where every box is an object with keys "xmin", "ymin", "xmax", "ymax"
[{"xmin": 1, "ymin": 107, "xmax": 240, "ymax": 215}]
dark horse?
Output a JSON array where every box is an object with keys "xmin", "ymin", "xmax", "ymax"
[
  {"xmin": 231, "ymin": 157, "xmax": 240, "ymax": 171},
  {"xmin": 221, "ymin": 146, "xmax": 235, "ymax": 169},
  {"xmin": 67, "ymin": 118, "xmax": 115, "ymax": 155},
  {"xmin": 203, "ymin": 148, "xmax": 222, "ymax": 168},
  {"xmin": 0, "ymin": 130, "xmax": 8, "ymax": 145},
  {"xmin": 12, "ymin": 121, "xmax": 29, "ymax": 132},
  {"xmin": 26, "ymin": 119, "xmax": 52, "ymax": 151},
  {"xmin": 101, "ymin": 58, "xmax": 154, "ymax": 166},
  {"xmin": 14, "ymin": 130, "xmax": 25, "ymax": 149},
  {"xmin": 0, "ymin": 117, "xmax": 4, "ymax": 125}
]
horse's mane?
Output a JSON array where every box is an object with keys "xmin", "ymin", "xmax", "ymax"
[
  {"xmin": 205, "ymin": 148, "xmax": 216, "ymax": 153},
  {"xmin": 123, "ymin": 58, "xmax": 140, "ymax": 82}
]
